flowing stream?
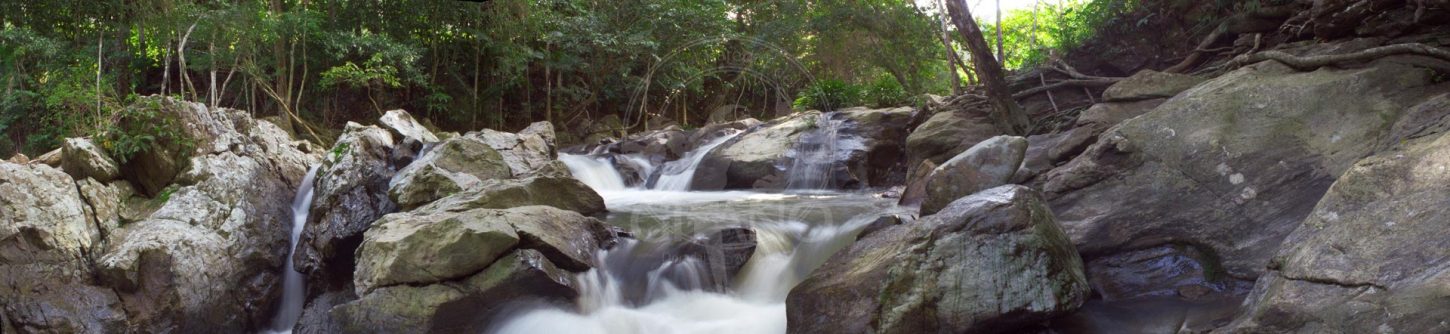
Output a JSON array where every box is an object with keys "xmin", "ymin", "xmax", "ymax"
[
  {"xmin": 265, "ymin": 166, "xmax": 320, "ymax": 334},
  {"xmin": 509, "ymin": 130, "xmax": 904, "ymax": 334}
]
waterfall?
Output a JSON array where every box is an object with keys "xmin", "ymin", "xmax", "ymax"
[
  {"xmin": 559, "ymin": 154, "xmax": 629, "ymax": 191},
  {"xmin": 560, "ymin": 130, "xmax": 740, "ymax": 192},
  {"xmin": 652, "ymin": 131, "xmax": 740, "ymax": 191},
  {"xmin": 265, "ymin": 165, "xmax": 320, "ymax": 334},
  {"xmin": 784, "ymin": 112, "xmax": 845, "ymax": 190}
]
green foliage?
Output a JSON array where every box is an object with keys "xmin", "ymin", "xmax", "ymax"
[
  {"xmin": 863, "ymin": 76, "xmax": 909, "ymax": 108},
  {"xmin": 982, "ymin": 0, "xmax": 1141, "ymax": 69},
  {"xmin": 329, "ymin": 141, "xmax": 350, "ymax": 161},
  {"xmin": 320, "ymin": 54, "xmax": 404, "ymax": 89},
  {"xmin": 2, "ymin": 0, "xmax": 961, "ymax": 149},
  {"xmin": 793, "ymin": 79, "xmax": 863, "ymax": 112},
  {"xmin": 157, "ymin": 186, "xmax": 176, "ymax": 203},
  {"xmin": 98, "ymin": 97, "xmax": 193, "ymax": 164}
]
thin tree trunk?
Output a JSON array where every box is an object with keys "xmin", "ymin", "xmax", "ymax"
[
  {"xmin": 96, "ymin": 34, "xmax": 103, "ymax": 129},
  {"xmin": 162, "ymin": 34, "xmax": 171, "ymax": 96},
  {"xmin": 947, "ymin": 0, "xmax": 1030, "ymax": 135},
  {"xmin": 996, "ymin": 0, "xmax": 1004, "ymax": 63},
  {"xmin": 935, "ymin": 10, "xmax": 968, "ymax": 94},
  {"xmin": 179, "ymin": 22, "xmax": 198, "ymax": 102}
]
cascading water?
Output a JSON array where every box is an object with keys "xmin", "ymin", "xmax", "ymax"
[
  {"xmin": 495, "ymin": 203, "xmax": 891, "ymax": 334},
  {"xmin": 558, "ymin": 130, "xmax": 741, "ymax": 192},
  {"xmin": 264, "ymin": 165, "xmax": 320, "ymax": 334},
  {"xmin": 652, "ymin": 131, "xmax": 740, "ymax": 191},
  {"xmin": 501, "ymin": 130, "xmax": 904, "ymax": 334},
  {"xmin": 559, "ymin": 154, "xmax": 630, "ymax": 191},
  {"xmin": 784, "ymin": 112, "xmax": 846, "ymax": 190}
]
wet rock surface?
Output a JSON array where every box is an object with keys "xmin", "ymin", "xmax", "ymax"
[
  {"xmin": 692, "ymin": 107, "xmax": 913, "ymax": 190},
  {"xmin": 296, "ymin": 123, "xmax": 401, "ymax": 292},
  {"xmin": 788, "ymin": 186, "xmax": 1089, "ymax": 334}
]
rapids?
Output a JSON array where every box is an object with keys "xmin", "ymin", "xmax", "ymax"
[{"xmin": 509, "ymin": 132, "xmax": 904, "ymax": 334}]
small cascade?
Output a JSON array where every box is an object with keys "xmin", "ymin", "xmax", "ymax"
[
  {"xmin": 559, "ymin": 154, "xmax": 629, "ymax": 191},
  {"xmin": 495, "ymin": 214, "xmax": 882, "ymax": 334},
  {"xmin": 652, "ymin": 131, "xmax": 741, "ymax": 191},
  {"xmin": 560, "ymin": 130, "xmax": 741, "ymax": 192},
  {"xmin": 265, "ymin": 165, "xmax": 320, "ymax": 334},
  {"xmin": 784, "ymin": 112, "xmax": 846, "ymax": 190}
]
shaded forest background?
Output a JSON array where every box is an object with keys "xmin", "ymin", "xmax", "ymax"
[{"xmin": 2, "ymin": 0, "xmax": 1243, "ymax": 156}]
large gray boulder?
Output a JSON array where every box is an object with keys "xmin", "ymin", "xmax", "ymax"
[
  {"xmin": 920, "ymin": 135, "xmax": 1028, "ymax": 215},
  {"xmin": 417, "ymin": 176, "xmax": 606, "ymax": 216},
  {"xmin": 1, "ymin": 97, "xmax": 317, "ymax": 333},
  {"xmin": 1015, "ymin": 127, "xmax": 1097, "ymax": 183},
  {"xmin": 333, "ymin": 249, "xmax": 579, "ymax": 333},
  {"xmin": 388, "ymin": 136, "xmax": 512, "ymax": 210},
  {"xmin": 332, "ymin": 190, "xmax": 614, "ymax": 334},
  {"xmin": 788, "ymin": 185, "xmax": 1089, "ymax": 334},
  {"xmin": 296, "ymin": 123, "xmax": 401, "ymax": 292},
  {"xmin": 692, "ymin": 112, "xmax": 814, "ymax": 189},
  {"xmin": 98, "ymin": 141, "xmax": 312, "ymax": 331},
  {"xmin": 836, "ymin": 107, "xmax": 915, "ymax": 187},
  {"xmin": 379, "ymin": 109, "xmax": 440, "ymax": 145},
  {"xmin": 905, "ymin": 106, "xmax": 1002, "ymax": 167},
  {"xmin": 1041, "ymin": 61, "xmax": 1441, "ymax": 279},
  {"xmin": 1226, "ymin": 129, "xmax": 1450, "ymax": 333},
  {"xmin": 0, "ymin": 162, "xmax": 124, "ymax": 333},
  {"xmin": 692, "ymin": 107, "xmax": 913, "ymax": 190},
  {"xmin": 61, "ymin": 137, "xmax": 120, "ymax": 182},
  {"xmin": 472, "ymin": 122, "xmax": 558, "ymax": 179},
  {"xmin": 354, "ymin": 206, "xmax": 612, "ymax": 293}
]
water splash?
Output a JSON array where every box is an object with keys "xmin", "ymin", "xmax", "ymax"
[{"xmin": 264, "ymin": 165, "xmax": 320, "ymax": 334}]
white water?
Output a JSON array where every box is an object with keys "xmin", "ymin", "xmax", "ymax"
[
  {"xmin": 499, "ymin": 146, "xmax": 897, "ymax": 334},
  {"xmin": 264, "ymin": 165, "xmax": 320, "ymax": 334},
  {"xmin": 495, "ymin": 209, "xmax": 880, "ymax": 334},
  {"xmin": 559, "ymin": 130, "xmax": 741, "ymax": 192},
  {"xmin": 560, "ymin": 154, "xmax": 630, "ymax": 190},
  {"xmin": 653, "ymin": 131, "xmax": 741, "ymax": 191}
]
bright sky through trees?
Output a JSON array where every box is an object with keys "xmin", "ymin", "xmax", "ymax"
[{"xmin": 916, "ymin": 0, "xmax": 1043, "ymax": 23}]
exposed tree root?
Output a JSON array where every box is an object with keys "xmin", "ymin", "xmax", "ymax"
[
  {"xmin": 1164, "ymin": 6, "xmax": 1299, "ymax": 73},
  {"xmin": 1225, "ymin": 43, "xmax": 1450, "ymax": 71},
  {"xmin": 1013, "ymin": 78, "xmax": 1119, "ymax": 99}
]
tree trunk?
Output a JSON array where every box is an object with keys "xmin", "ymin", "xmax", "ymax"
[
  {"xmin": 270, "ymin": 0, "xmax": 292, "ymax": 128},
  {"xmin": 946, "ymin": 0, "xmax": 1030, "ymax": 135},
  {"xmin": 996, "ymin": 0, "xmax": 1005, "ymax": 63},
  {"xmin": 937, "ymin": 14, "xmax": 968, "ymax": 94}
]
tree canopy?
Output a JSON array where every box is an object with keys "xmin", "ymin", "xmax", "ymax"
[{"xmin": 1, "ymin": 0, "xmax": 1136, "ymax": 156}]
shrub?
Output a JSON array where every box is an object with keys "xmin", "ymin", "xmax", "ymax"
[
  {"xmin": 793, "ymin": 79, "xmax": 863, "ymax": 111},
  {"xmin": 98, "ymin": 97, "xmax": 194, "ymax": 164},
  {"xmin": 863, "ymin": 76, "xmax": 909, "ymax": 108}
]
